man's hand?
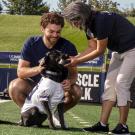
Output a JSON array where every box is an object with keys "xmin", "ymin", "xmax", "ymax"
[
  {"xmin": 61, "ymin": 79, "xmax": 71, "ymax": 91},
  {"xmin": 37, "ymin": 65, "xmax": 45, "ymax": 74},
  {"xmin": 38, "ymin": 57, "xmax": 46, "ymax": 73},
  {"xmin": 39, "ymin": 57, "xmax": 46, "ymax": 67}
]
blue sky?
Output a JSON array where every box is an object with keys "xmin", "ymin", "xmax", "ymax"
[{"xmin": 44, "ymin": 0, "xmax": 135, "ymax": 11}]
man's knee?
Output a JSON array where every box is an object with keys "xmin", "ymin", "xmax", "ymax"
[
  {"xmin": 71, "ymin": 84, "xmax": 82, "ymax": 101},
  {"xmin": 63, "ymin": 84, "xmax": 81, "ymax": 112},
  {"xmin": 64, "ymin": 84, "xmax": 81, "ymax": 103},
  {"xmin": 8, "ymin": 78, "xmax": 19, "ymax": 99},
  {"xmin": 8, "ymin": 78, "xmax": 34, "ymax": 107},
  {"xmin": 9, "ymin": 78, "xmax": 30, "ymax": 97}
]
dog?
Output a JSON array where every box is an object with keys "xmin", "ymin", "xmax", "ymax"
[{"xmin": 20, "ymin": 50, "xmax": 70, "ymax": 129}]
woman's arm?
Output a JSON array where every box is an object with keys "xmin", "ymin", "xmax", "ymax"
[
  {"xmin": 69, "ymin": 38, "xmax": 108, "ymax": 66},
  {"xmin": 76, "ymin": 38, "xmax": 97, "ymax": 58}
]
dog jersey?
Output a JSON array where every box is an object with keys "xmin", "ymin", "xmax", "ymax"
[{"xmin": 21, "ymin": 77, "xmax": 64, "ymax": 114}]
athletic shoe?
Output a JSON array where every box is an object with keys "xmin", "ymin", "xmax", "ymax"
[
  {"xmin": 83, "ymin": 122, "xmax": 109, "ymax": 132},
  {"xmin": 110, "ymin": 123, "xmax": 130, "ymax": 135}
]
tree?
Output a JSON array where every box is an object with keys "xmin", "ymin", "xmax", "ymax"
[
  {"xmin": 2, "ymin": 0, "xmax": 49, "ymax": 15},
  {"xmin": 0, "ymin": 2, "xmax": 3, "ymax": 13},
  {"xmin": 58, "ymin": 0, "xmax": 120, "ymax": 13},
  {"xmin": 58, "ymin": 0, "xmax": 77, "ymax": 11},
  {"xmin": 89, "ymin": 0, "xmax": 120, "ymax": 13},
  {"xmin": 128, "ymin": 3, "xmax": 135, "ymax": 17}
]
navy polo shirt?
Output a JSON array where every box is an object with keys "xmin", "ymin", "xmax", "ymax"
[
  {"xmin": 86, "ymin": 12, "xmax": 135, "ymax": 53},
  {"xmin": 20, "ymin": 36, "xmax": 78, "ymax": 82}
]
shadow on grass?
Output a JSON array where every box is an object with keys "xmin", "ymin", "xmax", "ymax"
[
  {"xmin": 0, "ymin": 120, "xmax": 18, "ymax": 125},
  {"xmin": 0, "ymin": 120, "xmax": 83, "ymax": 132},
  {"xmin": 39, "ymin": 126, "xmax": 84, "ymax": 132},
  {"xmin": 1, "ymin": 120, "xmax": 134, "ymax": 134},
  {"xmin": 131, "ymin": 132, "xmax": 135, "ymax": 135},
  {"xmin": 59, "ymin": 127, "xmax": 84, "ymax": 132}
]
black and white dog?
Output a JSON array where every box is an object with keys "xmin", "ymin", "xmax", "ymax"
[{"xmin": 20, "ymin": 50, "xmax": 70, "ymax": 129}]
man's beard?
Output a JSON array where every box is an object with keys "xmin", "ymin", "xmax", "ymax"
[{"xmin": 48, "ymin": 37, "xmax": 59, "ymax": 45}]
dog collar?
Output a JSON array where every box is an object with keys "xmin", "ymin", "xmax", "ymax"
[{"xmin": 45, "ymin": 70, "xmax": 61, "ymax": 76}]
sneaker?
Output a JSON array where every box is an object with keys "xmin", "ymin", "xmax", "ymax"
[
  {"xmin": 83, "ymin": 122, "xmax": 109, "ymax": 132},
  {"xmin": 110, "ymin": 123, "xmax": 130, "ymax": 135}
]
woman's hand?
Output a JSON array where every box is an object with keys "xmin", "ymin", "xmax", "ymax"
[{"xmin": 65, "ymin": 56, "xmax": 79, "ymax": 67}]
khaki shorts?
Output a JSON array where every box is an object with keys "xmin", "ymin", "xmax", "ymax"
[{"xmin": 102, "ymin": 48, "xmax": 135, "ymax": 106}]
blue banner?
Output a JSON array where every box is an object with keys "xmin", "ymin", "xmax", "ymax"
[
  {"xmin": 76, "ymin": 71, "xmax": 103, "ymax": 103},
  {"xmin": 78, "ymin": 56, "xmax": 104, "ymax": 67},
  {"xmin": 0, "ymin": 68, "xmax": 17, "ymax": 92},
  {"xmin": 0, "ymin": 52, "xmax": 21, "ymax": 64}
]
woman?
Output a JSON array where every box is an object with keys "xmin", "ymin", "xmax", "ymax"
[{"xmin": 63, "ymin": 1, "xmax": 135, "ymax": 134}]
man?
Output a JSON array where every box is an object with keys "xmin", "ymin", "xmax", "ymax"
[
  {"xmin": 8, "ymin": 12, "xmax": 81, "ymax": 126},
  {"xmin": 63, "ymin": 1, "xmax": 135, "ymax": 135}
]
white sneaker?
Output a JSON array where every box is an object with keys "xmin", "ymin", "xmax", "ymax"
[{"xmin": 52, "ymin": 111, "xmax": 68, "ymax": 129}]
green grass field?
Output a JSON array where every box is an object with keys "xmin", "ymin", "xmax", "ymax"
[
  {"xmin": 0, "ymin": 15, "xmax": 135, "ymax": 52},
  {"xmin": 0, "ymin": 14, "xmax": 87, "ymax": 52},
  {"xmin": 0, "ymin": 101, "xmax": 135, "ymax": 135}
]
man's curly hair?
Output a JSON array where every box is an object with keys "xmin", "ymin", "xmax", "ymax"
[{"xmin": 40, "ymin": 12, "xmax": 64, "ymax": 28}]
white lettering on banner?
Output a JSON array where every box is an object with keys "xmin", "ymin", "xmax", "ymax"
[
  {"xmin": 77, "ymin": 72, "xmax": 100, "ymax": 102},
  {"xmin": 81, "ymin": 87, "xmax": 93, "ymax": 100},
  {"xmin": 85, "ymin": 57, "xmax": 100, "ymax": 64},
  {"xmin": 9, "ymin": 55, "xmax": 21, "ymax": 62},
  {"xmin": 76, "ymin": 73, "xmax": 99, "ymax": 87}
]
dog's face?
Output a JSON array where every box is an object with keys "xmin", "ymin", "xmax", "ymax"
[
  {"xmin": 45, "ymin": 50, "xmax": 69, "ymax": 67},
  {"xmin": 41, "ymin": 50, "xmax": 70, "ymax": 70},
  {"xmin": 40, "ymin": 50, "xmax": 70, "ymax": 82}
]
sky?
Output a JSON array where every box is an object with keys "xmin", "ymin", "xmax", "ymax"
[{"xmin": 44, "ymin": 0, "xmax": 135, "ymax": 11}]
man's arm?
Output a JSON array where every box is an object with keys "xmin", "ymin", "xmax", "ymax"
[
  {"xmin": 17, "ymin": 59, "xmax": 45, "ymax": 79},
  {"xmin": 42, "ymin": 101, "xmax": 56, "ymax": 129}
]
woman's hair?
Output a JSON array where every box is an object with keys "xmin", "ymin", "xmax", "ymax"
[
  {"xmin": 40, "ymin": 12, "xmax": 64, "ymax": 28},
  {"xmin": 63, "ymin": 1, "xmax": 92, "ymax": 29}
]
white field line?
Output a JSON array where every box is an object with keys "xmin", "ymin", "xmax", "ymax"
[
  {"xmin": 68, "ymin": 111, "xmax": 91, "ymax": 128},
  {"xmin": 0, "ymin": 99, "xmax": 11, "ymax": 103}
]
